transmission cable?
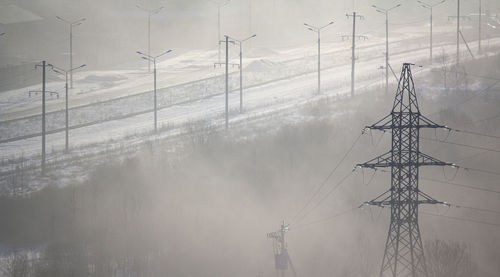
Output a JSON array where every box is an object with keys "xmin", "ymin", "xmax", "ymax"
[
  {"xmin": 291, "ymin": 170, "xmax": 355, "ymax": 227},
  {"xmin": 427, "ymin": 79, "xmax": 500, "ymax": 117},
  {"xmin": 422, "ymin": 177, "xmax": 500, "ymax": 195},
  {"xmin": 291, "ymin": 206, "xmax": 359, "ymax": 231},
  {"xmin": 289, "ymin": 132, "xmax": 363, "ymax": 224},
  {"xmin": 422, "ymin": 212, "xmax": 500, "ymax": 227},
  {"xmin": 449, "ymin": 203, "xmax": 500, "ymax": 215},
  {"xmin": 422, "ymin": 137, "xmax": 500, "ymax": 154},
  {"xmin": 450, "ymin": 128, "xmax": 500, "ymax": 140}
]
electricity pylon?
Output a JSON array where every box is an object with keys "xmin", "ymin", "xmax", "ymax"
[
  {"xmin": 267, "ymin": 221, "xmax": 298, "ymax": 277},
  {"xmin": 357, "ymin": 63, "xmax": 453, "ymax": 277}
]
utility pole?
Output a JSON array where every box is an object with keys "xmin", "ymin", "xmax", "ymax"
[
  {"xmin": 267, "ymin": 221, "xmax": 298, "ymax": 277},
  {"xmin": 345, "ymin": 12, "xmax": 365, "ymax": 97},
  {"xmin": 357, "ymin": 63, "xmax": 454, "ymax": 277},
  {"xmin": 35, "ymin": 61, "xmax": 51, "ymax": 173},
  {"xmin": 136, "ymin": 5, "xmax": 163, "ymax": 73},
  {"xmin": 457, "ymin": 0, "xmax": 460, "ymax": 65},
  {"xmin": 418, "ymin": 0, "xmax": 446, "ymax": 63},
  {"xmin": 448, "ymin": 0, "xmax": 470, "ymax": 66},
  {"xmin": 372, "ymin": 4, "xmax": 401, "ymax": 94},
  {"xmin": 49, "ymin": 64, "xmax": 86, "ymax": 152},
  {"xmin": 56, "ymin": 16, "xmax": 85, "ymax": 88},
  {"xmin": 137, "ymin": 49, "xmax": 173, "ymax": 132},
  {"xmin": 479, "ymin": 0, "xmax": 482, "ymax": 53},
  {"xmin": 304, "ymin": 21, "xmax": 334, "ymax": 94},
  {"xmin": 214, "ymin": 36, "xmax": 238, "ymax": 130},
  {"xmin": 468, "ymin": 0, "xmax": 485, "ymax": 54},
  {"xmin": 225, "ymin": 36, "xmax": 229, "ymax": 129},
  {"xmin": 227, "ymin": 34, "xmax": 257, "ymax": 113},
  {"xmin": 210, "ymin": 0, "xmax": 231, "ymax": 63}
]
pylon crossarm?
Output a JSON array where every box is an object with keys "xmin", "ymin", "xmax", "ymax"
[
  {"xmin": 419, "ymin": 114, "xmax": 448, "ymax": 129},
  {"xmin": 361, "ymin": 189, "xmax": 392, "ymax": 207},
  {"xmin": 417, "ymin": 190, "xmax": 448, "ymax": 206},
  {"xmin": 418, "ymin": 152, "xmax": 454, "ymax": 166},
  {"xmin": 365, "ymin": 114, "xmax": 392, "ymax": 131},
  {"xmin": 357, "ymin": 151, "xmax": 392, "ymax": 168}
]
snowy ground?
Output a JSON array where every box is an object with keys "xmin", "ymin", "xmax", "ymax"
[{"xmin": 0, "ymin": 24, "xmax": 499, "ymax": 191}]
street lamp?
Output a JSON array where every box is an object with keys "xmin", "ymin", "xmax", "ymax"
[
  {"xmin": 209, "ymin": 0, "xmax": 231, "ymax": 63},
  {"xmin": 136, "ymin": 4, "xmax": 164, "ymax": 72},
  {"xmin": 56, "ymin": 16, "xmax": 85, "ymax": 89},
  {"xmin": 49, "ymin": 63, "xmax": 86, "ymax": 152},
  {"xmin": 418, "ymin": 0, "xmax": 446, "ymax": 62},
  {"xmin": 137, "ymin": 49, "xmax": 173, "ymax": 133},
  {"xmin": 304, "ymin": 21, "xmax": 334, "ymax": 94},
  {"xmin": 226, "ymin": 34, "xmax": 256, "ymax": 113},
  {"xmin": 372, "ymin": 3, "xmax": 401, "ymax": 94}
]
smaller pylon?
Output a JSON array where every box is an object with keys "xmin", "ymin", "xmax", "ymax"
[{"xmin": 267, "ymin": 221, "xmax": 298, "ymax": 277}]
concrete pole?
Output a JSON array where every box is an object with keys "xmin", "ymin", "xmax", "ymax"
[
  {"xmin": 148, "ymin": 13, "xmax": 151, "ymax": 72},
  {"xmin": 317, "ymin": 30, "xmax": 321, "ymax": 94},
  {"xmin": 385, "ymin": 12, "xmax": 389, "ymax": 94},
  {"xmin": 65, "ymin": 72, "xmax": 69, "ymax": 152},
  {"xmin": 154, "ymin": 59, "xmax": 157, "ymax": 132},
  {"xmin": 218, "ymin": 7, "xmax": 221, "ymax": 63},
  {"xmin": 478, "ymin": 0, "xmax": 482, "ymax": 54},
  {"xmin": 430, "ymin": 7, "xmax": 433, "ymax": 62},
  {"xmin": 457, "ymin": 0, "xmax": 460, "ymax": 65},
  {"xmin": 70, "ymin": 25, "xmax": 73, "ymax": 88},
  {"xmin": 351, "ymin": 12, "xmax": 356, "ymax": 97},
  {"xmin": 225, "ymin": 36, "xmax": 229, "ymax": 130},
  {"xmin": 42, "ymin": 61, "xmax": 46, "ymax": 173},
  {"xmin": 239, "ymin": 43, "xmax": 243, "ymax": 113}
]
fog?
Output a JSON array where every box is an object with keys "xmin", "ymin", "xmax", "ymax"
[
  {"xmin": 1, "ymin": 0, "xmax": 499, "ymax": 68},
  {"xmin": 0, "ymin": 0, "xmax": 500, "ymax": 277}
]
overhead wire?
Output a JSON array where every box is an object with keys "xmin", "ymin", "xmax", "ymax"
[
  {"xmin": 449, "ymin": 204, "xmax": 500, "ymax": 215},
  {"xmin": 291, "ymin": 169, "xmax": 356, "ymax": 227},
  {"xmin": 422, "ymin": 137, "xmax": 500, "ymax": 154},
  {"xmin": 422, "ymin": 212, "xmax": 500, "ymax": 227},
  {"xmin": 289, "ymin": 132, "xmax": 363, "ymax": 224},
  {"xmin": 450, "ymin": 128, "xmax": 500, "ymax": 140},
  {"xmin": 291, "ymin": 206, "xmax": 359, "ymax": 231},
  {"xmin": 422, "ymin": 177, "xmax": 500, "ymax": 195},
  {"xmin": 427, "ymin": 79, "xmax": 500, "ymax": 117}
]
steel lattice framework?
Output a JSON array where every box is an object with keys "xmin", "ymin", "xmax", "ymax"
[{"xmin": 357, "ymin": 63, "xmax": 452, "ymax": 277}]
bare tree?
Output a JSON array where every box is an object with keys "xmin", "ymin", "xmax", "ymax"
[{"xmin": 425, "ymin": 239, "xmax": 477, "ymax": 277}]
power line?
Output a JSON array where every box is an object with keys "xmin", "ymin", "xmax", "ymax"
[
  {"xmin": 422, "ymin": 212, "xmax": 500, "ymax": 227},
  {"xmin": 422, "ymin": 177, "xmax": 500, "ymax": 195},
  {"xmin": 428, "ymin": 79, "xmax": 500, "ymax": 117},
  {"xmin": 290, "ymin": 133, "xmax": 362, "ymax": 224},
  {"xmin": 450, "ymin": 203, "xmax": 500, "ymax": 215},
  {"xmin": 451, "ymin": 128, "xmax": 500, "ymax": 140},
  {"xmin": 291, "ymin": 170, "xmax": 355, "ymax": 227},
  {"xmin": 422, "ymin": 137, "xmax": 500, "ymax": 154},
  {"xmin": 460, "ymin": 166, "xmax": 500, "ymax": 177},
  {"xmin": 291, "ymin": 206, "xmax": 358, "ymax": 231}
]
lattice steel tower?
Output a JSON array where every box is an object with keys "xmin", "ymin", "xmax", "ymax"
[{"xmin": 357, "ymin": 63, "xmax": 452, "ymax": 277}]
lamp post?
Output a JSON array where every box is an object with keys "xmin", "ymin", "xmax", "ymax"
[
  {"xmin": 137, "ymin": 49, "xmax": 173, "ymax": 133},
  {"xmin": 226, "ymin": 34, "xmax": 256, "ymax": 113},
  {"xmin": 372, "ymin": 4, "xmax": 401, "ymax": 94},
  {"xmin": 136, "ymin": 5, "xmax": 164, "ymax": 73},
  {"xmin": 304, "ymin": 21, "xmax": 334, "ymax": 94},
  {"xmin": 209, "ymin": 0, "xmax": 231, "ymax": 63},
  {"xmin": 49, "ymin": 64, "xmax": 86, "ymax": 152},
  {"xmin": 418, "ymin": 0, "xmax": 446, "ymax": 63},
  {"xmin": 56, "ymin": 16, "xmax": 85, "ymax": 89}
]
